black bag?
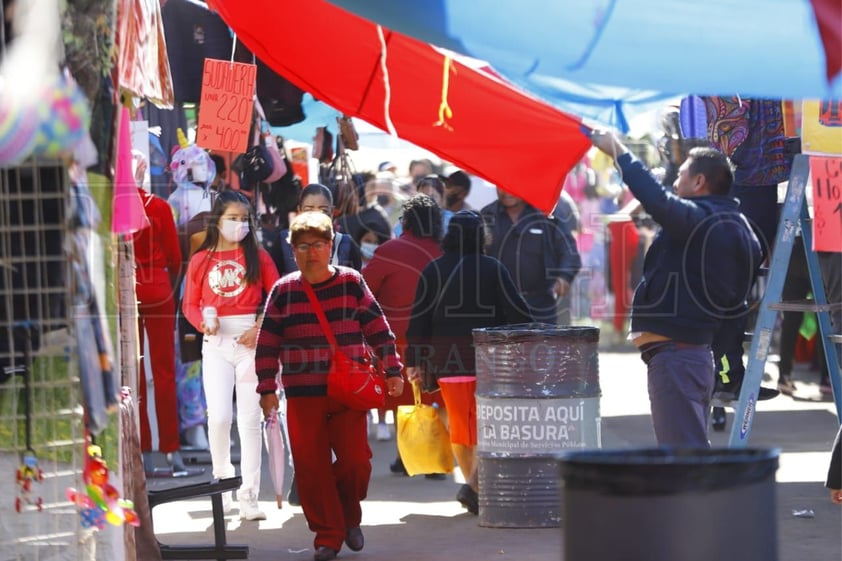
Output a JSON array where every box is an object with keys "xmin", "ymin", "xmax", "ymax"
[
  {"xmin": 238, "ymin": 102, "xmax": 279, "ymax": 191},
  {"xmin": 240, "ymin": 143, "xmax": 275, "ymax": 188},
  {"xmin": 261, "ymin": 136, "xmax": 302, "ymax": 216},
  {"xmin": 177, "ymin": 304, "xmax": 203, "ymax": 364}
]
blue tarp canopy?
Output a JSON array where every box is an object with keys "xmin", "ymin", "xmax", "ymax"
[{"xmin": 327, "ymin": 0, "xmax": 841, "ymax": 131}]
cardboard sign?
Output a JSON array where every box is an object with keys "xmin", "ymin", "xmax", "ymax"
[
  {"xmin": 197, "ymin": 59, "xmax": 257, "ymax": 153},
  {"xmin": 809, "ymin": 156, "xmax": 842, "ymax": 252},
  {"xmin": 801, "ymin": 101, "xmax": 842, "ymax": 156},
  {"xmin": 289, "ymin": 146, "xmax": 310, "ymax": 183}
]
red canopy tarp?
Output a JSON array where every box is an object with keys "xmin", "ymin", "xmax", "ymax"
[{"xmin": 208, "ymin": 0, "xmax": 591, "ymax": 213}]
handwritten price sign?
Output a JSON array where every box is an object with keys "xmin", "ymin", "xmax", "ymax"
[
  {"xmin": 196, "ymin": 59, "xmax": 257, "ymax": 153},
  {"xmin": 809, "ymin": 156, "xmax": 842, "ymax": 252}
]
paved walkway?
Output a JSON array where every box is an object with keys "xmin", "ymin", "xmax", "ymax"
[{"xmin": 148, "ymin": 350, "xmax": 841, "ymax": 561}]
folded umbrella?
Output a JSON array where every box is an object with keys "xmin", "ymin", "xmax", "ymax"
[{"xmin": 263, "ymin": 408, "xmax": 285, "ymax": 509}]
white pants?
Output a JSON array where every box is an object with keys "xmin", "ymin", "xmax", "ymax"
[{"xmin": 202, "ymin": 315, "xmax": 262, "ymax": 498}]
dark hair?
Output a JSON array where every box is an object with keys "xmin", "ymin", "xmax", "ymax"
[
  {"xmin": 299, "ymin": 183, "xmax": 333, "ymax": 206},
  {"xmin": 401, "ymin": 193, "xmax": 442, "ymax": 240},
  {"xmin": 409, "ymin": 158, "xmax": 435, "ymax": 176},
  {"xmin": 355, "ymin": 171, "xmax": 374, "ymax": 206},
  {"xmin": 343, "ymin": 206, "xmax": 391, "ymax": 246},
  {"xmin": 415, "ymin": 174, "xmax": 445, "ymax": 198},
  {"xmin": 327, "ymin": 176, "xmax": 360, "ymax": 217},
  {"xmin": 442, "ymin": 210, "xmax": 484, "ymax": 255},
  {"xmin": 210, "ymin": 154, "xmax": 227, "ymax": 176},
  {"xmin": 353, "ymin": 214, "xmax": 391, "ymax": 246},
  {"xmin": 686, "ymin": 147, "xmax": 733, "ymax": 196},
  {"xmin": 446, "ymin": 170, "xmax": 471, "ymax": 192},
  {"xmin": 196, "ymin": 190, "xmax": 261, "ymax": 283}
]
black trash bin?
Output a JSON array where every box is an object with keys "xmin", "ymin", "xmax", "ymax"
[
  {"xmin": 474, "ymin": 324, "xmax": 600, "ymax": 528},
  {"xmin": 558, "ymin": 448, "xmax": 780, "ymax": 561}
]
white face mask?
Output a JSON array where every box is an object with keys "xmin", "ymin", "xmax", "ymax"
[
  {"xmin": 220, "ymin": 219, "xmax": 249, "ymax": 243},
  {"xmin": 360, "ymin": 242, "xmax": 378, "ymax": 260}
]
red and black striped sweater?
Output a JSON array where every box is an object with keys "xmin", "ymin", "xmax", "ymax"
[{"xmin": 255, "ymin": 266, "xmax": 402, "ymax": 398}]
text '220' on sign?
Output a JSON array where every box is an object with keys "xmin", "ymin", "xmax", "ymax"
[{"xmin": 197, "ymin": 60, "xmax": 257, "ymax": 153}]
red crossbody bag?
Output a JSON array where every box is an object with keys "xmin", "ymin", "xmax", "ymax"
[{"xmin": 300, "ymin": 280, "xmax": 385, "ymax": 411}]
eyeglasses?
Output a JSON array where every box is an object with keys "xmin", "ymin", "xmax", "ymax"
[{"xmin": 293, "ymin": 241, "xmax": 329, "ymax": 253}]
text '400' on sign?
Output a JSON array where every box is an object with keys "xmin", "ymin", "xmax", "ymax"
[{"xmin": 197, "ymin": 59, "xmax": 257, "ymax": 153}]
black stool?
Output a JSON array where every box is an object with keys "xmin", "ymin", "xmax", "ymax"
[{"xmin": 148, "ymin": 476, "xmax": 249, "ymax": 560}]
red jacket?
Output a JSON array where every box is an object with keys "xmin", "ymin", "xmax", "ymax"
[
  {"xmin": 362, "ymin": 232, "xmax": 442, "ymax": 341},
  {"xmin": 133, "ymin": 188, "xmax": 182, "ymax": 284}
]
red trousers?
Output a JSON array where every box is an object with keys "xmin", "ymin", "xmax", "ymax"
[
  {"xmin": 136, "ymin": 270, "xmax": 180, "ymax": 453},
  {"xmin": 286, "ymin": 396, "xmax": 371, "ymax": 551},
  {"xmin": 608, "ymin": 220, "xmax": 640, "ymax": 333}
]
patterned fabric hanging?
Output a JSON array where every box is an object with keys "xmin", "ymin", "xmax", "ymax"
[{"xmin": 703, "ymin": 97, "xmax": 791, "ymax": 186}]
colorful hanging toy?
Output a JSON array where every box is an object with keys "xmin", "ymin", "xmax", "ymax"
[
  {"xmin": 65, "ymin": 444, "xmax": 140, "ymax": 530},
  {"xmin": 0, "ymin": 71, "xmax": 90, "ymax": 166},
  {"xmin": 30, "ymin": 70, "xmax": 90, "ymax": 158},
  {"xmin": 15, "ymin": 450, "xmax": 44, "ymax": 512}
]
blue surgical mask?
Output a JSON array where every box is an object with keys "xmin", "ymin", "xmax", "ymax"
[{"xmin": 360, "ymin": 242, "xmax": 378, "ymax": 260}]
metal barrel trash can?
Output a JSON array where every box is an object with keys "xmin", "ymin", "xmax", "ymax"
[
  {"xmin": 558, "ymin": 448, "xmax": 780, "ymax": 561},
  {"xmin": 474, "ymin": 323, "xmax": 600, "ymax": 528}
]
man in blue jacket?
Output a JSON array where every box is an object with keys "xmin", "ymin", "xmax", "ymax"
[{"xmin": 591, "ymin": 129, "xmax": 762, "ymax": 447}]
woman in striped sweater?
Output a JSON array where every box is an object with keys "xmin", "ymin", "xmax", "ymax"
[{"xmin": 255, "ymin": 211, "xmax": 404, "ymax": 561}]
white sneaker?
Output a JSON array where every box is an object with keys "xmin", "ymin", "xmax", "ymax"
[
  {"xmin": 238, "ymin": 493, "xmax": 266, "ymax": 521},
  {"xmin": 221, "ymin": 491, "xmax": 233, "ymax": 514},
  {"xmin": 376, "ymin": 424, "xmax": 391, "ymax": 441}
]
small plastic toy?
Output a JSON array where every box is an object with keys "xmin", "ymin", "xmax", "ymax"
[
  {"xmin": 15, "ymin": 450, "xmax": 44, "ymax": 512},
  {"xmin": 66, "ymin": 444, "xmax": 139, "ymax": 530}
]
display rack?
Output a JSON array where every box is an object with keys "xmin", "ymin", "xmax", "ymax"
[{"xmin": 0, "ymin": 160, "xmax": 94, "ymax": 559}]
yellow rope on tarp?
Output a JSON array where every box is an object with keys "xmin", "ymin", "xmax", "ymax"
[{"xmin": 434, "ymin": 56, "xmax": 455, "ymax": 131}]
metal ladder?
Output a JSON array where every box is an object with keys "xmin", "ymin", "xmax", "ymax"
[{"xmin": 729, "ymin": 154, "xmax": 842, "ymax": 447}]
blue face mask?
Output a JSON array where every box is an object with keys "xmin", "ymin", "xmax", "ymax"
[{"xmin": 360, "ymin": 242, "xmax": 378, "ymax": 260}]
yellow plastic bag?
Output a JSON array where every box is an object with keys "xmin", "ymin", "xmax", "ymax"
[{"xmin": 396, "ymin": 381, "xmax": 454, "ymax": 476}]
